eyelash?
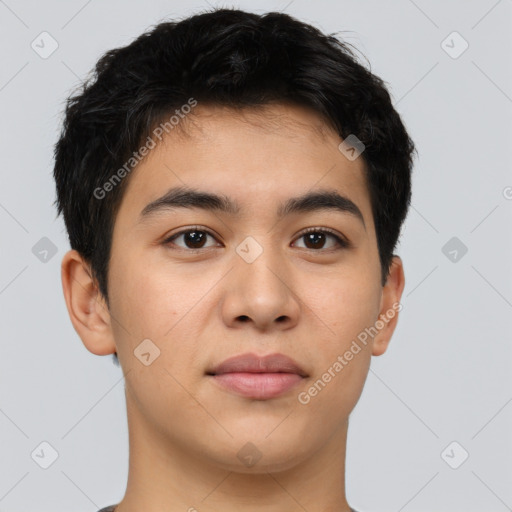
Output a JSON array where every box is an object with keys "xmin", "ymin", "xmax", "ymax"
[{"xmin": 162, "ymin": 225, "xmax": 350, "ymax": 252}]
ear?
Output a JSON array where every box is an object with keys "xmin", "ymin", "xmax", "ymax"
[
  {"xmin": 371, "ymin": 255, "xmax": 405, "ymax": 357},
  {"xmin": 60, "ymin": 249, "xmax": 117, "ymax": 356}
]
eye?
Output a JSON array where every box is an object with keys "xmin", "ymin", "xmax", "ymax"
[
  {"xmin": 162, "ymin": 226, "xmax": 350, "ymax": 252},
  {"xmin": 292, "ymin": 228, "xmax": 350, "ymax": 251},
  {"xmin": 163, "ymin": 227, "xmax": 220, "ymax": 250}
]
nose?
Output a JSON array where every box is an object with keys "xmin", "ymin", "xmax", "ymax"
[{"xmin": 220, "ymin": 242, "xmax": 301, "ymax": 332}]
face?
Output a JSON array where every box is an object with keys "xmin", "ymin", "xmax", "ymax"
[{"xmin": 66, "ymin": 102, "xmax": 403, "ymax": 473}]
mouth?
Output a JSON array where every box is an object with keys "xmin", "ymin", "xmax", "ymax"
[{"xmin": 206, "ymin": 352, "xmax": 308, "ymax": 400}]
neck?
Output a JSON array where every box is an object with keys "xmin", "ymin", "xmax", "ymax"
[{"xmin": 115, "ymin": 388, "xmax": 352, "ymax": 512}]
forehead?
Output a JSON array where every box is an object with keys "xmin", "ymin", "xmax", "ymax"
[{"xmin": 115, "ymin": 103, "xmax": 373, "ymax": 231}]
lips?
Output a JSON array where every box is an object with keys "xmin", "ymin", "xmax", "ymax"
[
  {"xmin": 206, "ymin": 352, "xmax": 308, "ymax": 400},
  {"xmin": 207, "ymin": 352, "xmax": 308, "ymax": 377}
]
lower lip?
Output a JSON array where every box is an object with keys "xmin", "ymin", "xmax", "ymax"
[{"xmin": 210, "ymin": 372, "xmax": 303, "ymax": 400}]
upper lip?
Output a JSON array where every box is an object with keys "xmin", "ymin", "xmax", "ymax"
[{"xmin": 207, "ymin": 352, "xmax": 308, "ymax": 378}]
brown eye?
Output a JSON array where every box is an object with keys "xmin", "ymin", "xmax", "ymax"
[
  {"xmin": 164, "ymin": 228, "xmax": 219, "ymax": 250},
  {"xmin": 293, "ymin": 228, "xmax": 349, "ymax": 250}
]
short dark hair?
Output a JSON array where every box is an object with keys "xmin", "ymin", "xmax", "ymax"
[{"xmin": 53, "ymin": 7, "xmax": 416, "ymax": 308}]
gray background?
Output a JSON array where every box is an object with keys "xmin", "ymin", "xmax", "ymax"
[{"xmin": 1, "ymin": 1, "xmax": 511, "ymax": 511}]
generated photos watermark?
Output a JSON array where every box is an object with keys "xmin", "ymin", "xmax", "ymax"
[
  {"xmin": 93, "ymin": 97, "xmax": 198, "ymax": 200},
  {"xmin": 297, "ymin": 301, "xmax": 402, "ymax": 405}
]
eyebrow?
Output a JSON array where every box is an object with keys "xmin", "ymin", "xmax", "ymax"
[{"xmin": 139, "ymin": 185, "xmax": 366, "ymax": 229}]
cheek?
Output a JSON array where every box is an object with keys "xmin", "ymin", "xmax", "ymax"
[
  {"xmin": 108, "ymin": 253, "xmax": 209, "ymax": 377},
  {"xmin": 297, "ymin": 263, "xmax": 381, "ymax": 344},
  {"xmin": 294, "ymin": 260, "xmax": 381, "ymax": 407},
  {"xmin": 333, "ymin": 282, "xmax": 381, "ymax": 343},
  {"xmin": 296, "ymin": 276, "xmax": 380, "ymax": 430},
  {"xmin": 109, "ymin": 249, "xmax": 184, "ymax": 336}
]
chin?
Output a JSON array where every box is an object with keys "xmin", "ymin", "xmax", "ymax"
[{"xmin": 198, "ymin": 430, "xmax": 314, "ymax": 474}]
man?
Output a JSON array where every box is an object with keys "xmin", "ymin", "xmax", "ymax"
[{"xmin": 53, "ymin": 7, "xmax": 415, "ymax": 512}]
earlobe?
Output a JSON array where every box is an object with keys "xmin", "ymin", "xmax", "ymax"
[
  {"xmin": 60, "ymin": 249, "xmax": 117, "ymax": 356},
  {"xmin": 371, "ymin": 255, "xmax": 405, "ymax": 357}
]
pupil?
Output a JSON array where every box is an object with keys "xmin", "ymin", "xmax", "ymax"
[
  {"xmin": 305, "ymin": 232, "xmax": 324, "ymax": 249},
  {"xmin": 186, "ymin": 231, "xmax": 205, "ymax": 248}
]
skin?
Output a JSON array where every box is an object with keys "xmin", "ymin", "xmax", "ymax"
[{"xmin": 61, "ymin": 103, "xmax": 405, "ymax": 512}]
